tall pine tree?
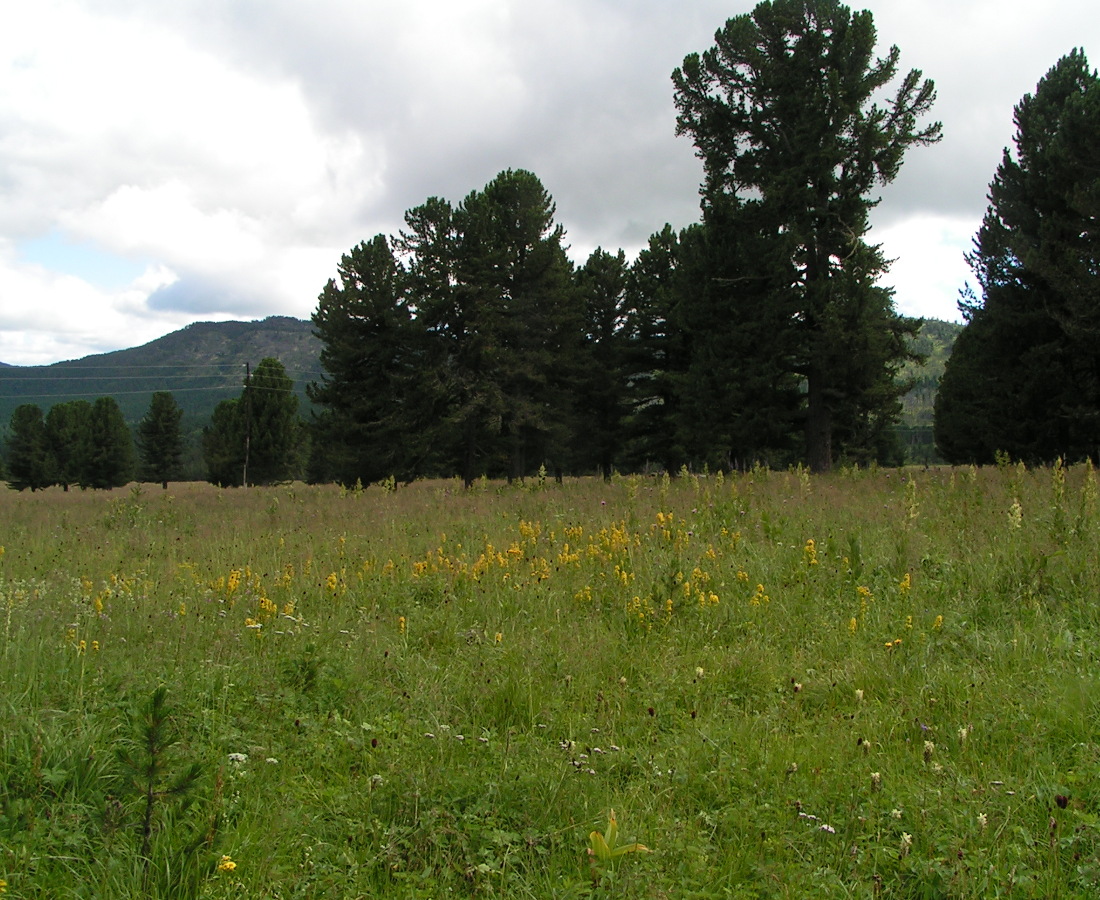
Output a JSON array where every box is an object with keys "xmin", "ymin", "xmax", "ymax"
[
  {"xmin": 672, "ymin": 0, "xmax": 938, "ymax": 470},
  {"xmin": 935, "ymin": 50, "xmax": 1100, "ymax": 464},
  {"xmin": 6, "ymin": 404, "xmax": 52, "ymax": 491},
  {"xmin": 137, "ymin": 392, "xmax": 184, "ymax": 489}
]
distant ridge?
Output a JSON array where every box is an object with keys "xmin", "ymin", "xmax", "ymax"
[{"xmin": 0, "ymin": 316, "xmax": 322, "ymax": 427}]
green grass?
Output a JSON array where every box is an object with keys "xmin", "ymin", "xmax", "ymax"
[{"xmin": 1, "ymin": 464, "xmax": 1099, "ymax": 898}]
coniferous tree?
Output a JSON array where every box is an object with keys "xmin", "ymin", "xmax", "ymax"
[
  {"xmin": 621, "ymin": 225, "xmax": 692, "ymax": 473},
  {"xmin": 450, "ymin": 170, "xmax": 581, "ymax": 483},
  {"xmin": 935, "ymin": 50, "xmax": 1100, "ymax": 464},
  {"xmin": 243, "ymin": 358, "xmax": 304, "ymax": 485},
  {"xmin": 676, "ymin": 199, "xmax": 803, "ymax": 470},
  {"xmin": 672, "ymin": 0, "xmax": 939, "ymax": 470},
  {"xmin": 138, "ymin": 392, "xmax": 184, "ymax": 489},
  {"xmin": 575, "ymin": 248, "xmax": 632, "ymax": 479},
  {"xmin": 45, "ymin": 399, "xmax": 92, "ymax": 490},
  {"xmin": 202, "ymin": 399, "xmax": 245, "ymax": 487},
  {"xmin": 82, "ymin": 397, "xmax": 133, "ymax": 489},
  {"xmin": 308, "ymin": 235, "xmax": 434, "ymax": 485},
  {"xmin": 310, "ymin": 170, "xmax": 580, "ymax": 487},
  {"xmin": 6, "ymin": 404, "xmax": 52, "ymax": 491}
]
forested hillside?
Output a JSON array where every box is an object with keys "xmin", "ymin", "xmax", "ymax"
[{"xmin": 897, "ymin": 319, "xmax": 964, "ymax": 464}]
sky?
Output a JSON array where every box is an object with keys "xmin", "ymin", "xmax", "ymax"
[{"xmin": 0, "ymin": 0, "xmax": 1096, "ymax": 366}]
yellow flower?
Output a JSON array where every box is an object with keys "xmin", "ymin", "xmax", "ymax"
[
  {"xmin": 217, "ymin": 854, "xmax": 237, "ymax": 872},
  {"xmin": 398, "ymin": 615, "xmax": 406, "ymax": 635},
  {"xmin": 494, "ymin": 632, "xmax": 503, "ymax": 644}
]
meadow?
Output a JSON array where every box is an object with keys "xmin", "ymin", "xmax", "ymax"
[{"xmin": 0, "ymin": 463, "xmax": 1098, "ymax": 898}]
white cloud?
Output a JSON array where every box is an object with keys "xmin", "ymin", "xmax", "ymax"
[
  {"xmin": 0, "ymin": 0, "xmax": 1098, "ymax": 364},
  {"xmin": 877, "ymin": 216, "xmax": 976, "ymax": 323},
  {"xmin": 0, "ymin": 238, "xmax": 185, "ymax": 364}
]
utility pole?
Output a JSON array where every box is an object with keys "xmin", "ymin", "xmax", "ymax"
[{"xmin": 242, "ymin": 361, "xmax": 252, "ymax": 487}]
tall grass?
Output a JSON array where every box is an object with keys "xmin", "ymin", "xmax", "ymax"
[{"xmin": 0, "ymin": 464, "xmax": 1098, "ymax": 897}]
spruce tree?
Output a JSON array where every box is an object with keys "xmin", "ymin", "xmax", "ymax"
[
  {"xmin": 82, "ymin": 397, "xmax": 134, "ymax": 489},
  {"xmin": 308, "ymin": 235, "xmax": 433, "ymax": 485},
  {"xmin": 672, "ymin": 0, "xmax": 939, "ymax": 470},
  {"xmin": 935, "ymin": 50, "xmax": 1100, "ymax": 464},
  {"xmin": 6, "ymin": 404, "xmax": 52, "ymax": 491},
  {"xmin": 137, "ymin": 392, "xmax": 184, "ymax": 489},
  {"xmin": 575, "ymin": 248, "xmax": 632, "ymax": 479},
  {"xmin": 242, "ymin": 358, "xmax": 303, "ymax": 485},
  {"xmin": 45, "ymin": 400, "xmax": 92, "ymax": 490}
]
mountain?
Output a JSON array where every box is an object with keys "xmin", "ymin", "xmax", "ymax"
[{"xmin": 0, "ymin": 316, "xmax": 323, "ymax": 428}]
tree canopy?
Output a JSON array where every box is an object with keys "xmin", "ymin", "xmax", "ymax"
[
  {"xmin": 310, "ymin": 170, "xmax": 581, "ymax": 487},
  {"xmin": 935, "ymin": 50, "xmax": 1100, "ymax": 464},
  {"xmin": 203, "ymin": 358, "xmax": 303, "ymax": 486},
  {"xmin": 672, "ymin": 0, "xmax": 939, "ymax": 470},
  {"xmin": 138, "ymin": 392, "xmax": 184, "ymax": 489}
]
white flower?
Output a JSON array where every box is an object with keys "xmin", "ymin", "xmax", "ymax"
[
  {"xmin": 227, "ymin": 753, "xmax": 248, "ymax": 765},
  {"xmin": 891, "ymin": 808, "xmax": 903, "ymax": 820},
  {"xmin": 855, "ymin": 689, "xmax": 864, "ymax": 702},
  {"xmin": 977, "ymin": 812, "xmax": 988, "ymax": 831},
  {"xmin": 695, "ymin": 666, "xmax": 705, "ymax": 679}
]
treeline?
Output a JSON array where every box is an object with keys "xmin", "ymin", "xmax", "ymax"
[
  {"xmin": 306, "ymin": 0, "xmax": 943, "ymax": 485},
  {"xmin": 305, "ymin": 171, "xmax": 910, "ymax": 487},
  {"xmin": 3, "ymin": 359, "xmax": 304, "ymax": 491},
  {"xmin": 6, "ymin": 396, "xmax": 153, "ymax": 491},
  {"xmin": 934, "ymin": 50, "xmax": 1100, "ymax": 465}
]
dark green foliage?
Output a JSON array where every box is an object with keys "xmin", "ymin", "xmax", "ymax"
[
  {"xmin": 674, "ymin": 201, "xmax": 803, "ymax": 470},
  {"xmin": 6, "ymin": 403, "xmax": 52, "ymax": 491},
  {"xmin": 204, "ymin": 358, "xmax": 303, "ymax": 486},
  {"xmin": 936, "ymin": 50, "xmax": 1100, "ymax": 464},
  {"xmin": 45, "ymin": 399, "xmax": 92, "ymax": 489},
  {"xmin": 202, "ymin": 399, "xmax": 245, "ymax": 487},
  {"xmin": 308, "ymin": 234, "xmax": 438, "ymax": 485},
  {"xmin": 672, "ymin": 0, "xmax": 939, "ymax": 470},
  {"xmin": 310, "ymin": 170, "xmax": 582, "ymax": 486},
  {"xmin": 620, "ymin": 225, "xmax": 691, "ymax": 472},
  {"xmin": 82, "ymin": 397, "xmax": 135, "ymax": 489},
  {"xmin": 243, "ymin": 358, "xmax": 304, "ymax": 485},
  {"xmin": 574, "ymin": 248, "xmax": 632, "ymax": 479},
  {"xmin": 138, "ymin": 392, "xmax": 184, "ymax": 489}
]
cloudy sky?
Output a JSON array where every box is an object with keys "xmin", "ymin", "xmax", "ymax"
[{"xmin": 0, "ymin": 0, "xmax": 1096, "ymax": 366}]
